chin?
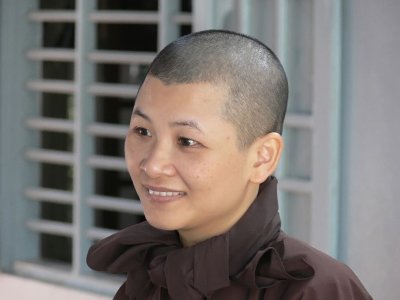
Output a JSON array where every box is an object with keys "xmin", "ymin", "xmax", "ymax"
[{"xmin": 145, "ymin": 215, "xmax": 181, "ymax": 231}]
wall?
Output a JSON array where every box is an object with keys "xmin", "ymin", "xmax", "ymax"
[{"xmin": 341, "ymin": 0, "xmax": 400, "ymax": 298}]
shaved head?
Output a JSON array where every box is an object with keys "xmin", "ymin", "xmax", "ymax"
[{"xmin": 145, "ymin": 30, "xmax": 288, "ymax": 149}]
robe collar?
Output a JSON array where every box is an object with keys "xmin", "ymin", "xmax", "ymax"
[{"xmin": 87, "ymin": 176, "xmax": 314, "ymax": 299}]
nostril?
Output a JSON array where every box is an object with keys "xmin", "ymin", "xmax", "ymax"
[{"xmin": 138, "ymin": 147, "xmax": 177, "ymax": 178}]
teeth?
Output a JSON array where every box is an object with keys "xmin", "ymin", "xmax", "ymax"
[{"xmin": 148, "ymin": 189, "xmax": 183, "ymax": 197}]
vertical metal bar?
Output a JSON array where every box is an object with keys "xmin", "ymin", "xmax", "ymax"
[
  {"xmin": 235, "ymin": 0, "xmax": 250, "ymax": 34},
  {"xmin": 330, "ymin": 0, "xmax": 342, "ymax": 259},
  {"xmin": 275, "ymin": 0, "xmax": 289, "ymax": 230},
  {"xmin": 158, "ymin": 0, "xmax": 180, "ymax": 50},
  {"xmin": 0, "ymin": 0, "xmax": 40, "ymax": 271},
  {"xmin": 337, "ymin": 0, "xmax": 351, "ymax": 264},
  {"xmin": 73, "ymin": 0, "xmax": 95, "ymax": 275},
  {"xmin": 311, "ymin": 0, "xmax": 342, "ymax": 257},
  {"xmin": 276, "ymin": 0, "xmax": 289, "ymax": 67},
  {"xmin": 192, "ymin": 0, "xmax": 215, "ymax": 31}
]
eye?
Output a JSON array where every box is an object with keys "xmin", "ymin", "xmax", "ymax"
[
  {"xmin": 178, "ymin": 137, "xmax": 200, "ymax": 147},
  {"xmin": 134, "ymin": 127, "xmax": 152, "ymax": 137}
]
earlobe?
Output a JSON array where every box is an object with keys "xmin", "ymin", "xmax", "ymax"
[{"xmin": 250, "ymin": 132, "xmax": 283, "ymax": 184}]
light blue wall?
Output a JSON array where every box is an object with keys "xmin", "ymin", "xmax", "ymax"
[
  {"xmin": 0, "ymin": 0, "xmax": 40, "ymax": 271},
  {"xmin": 341, "ymin": 0, "xmax": 400, "ymax": 298}
]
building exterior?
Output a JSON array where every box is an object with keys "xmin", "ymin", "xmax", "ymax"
[{"xmin": 0, "ymin": 0, "xmax": 399, "ymax": 298}]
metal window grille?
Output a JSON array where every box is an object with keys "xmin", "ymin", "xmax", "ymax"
[
  {"xmin": 16, "ymin": 0, "xmax": 193, "ymax": 295},
  {"xmin": 1, "ymin": 0, "xmax": 341, "ymax": 295}
]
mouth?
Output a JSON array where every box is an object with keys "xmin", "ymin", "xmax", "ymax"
[
  {"xmin": 143, "ymin": 185, "xmax": 186, "ymax": 202},
  {"xmin": 148, "ymin": 189, "xmax": 185, "ymax": 197}
]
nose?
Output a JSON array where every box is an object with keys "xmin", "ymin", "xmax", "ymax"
[{"xmin": 140, "ymin": 142, "xmax": 176, "ymax": 178}]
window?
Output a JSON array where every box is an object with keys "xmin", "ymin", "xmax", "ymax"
[{"xmin": 1, "ymin": 0, "xmax": 193, "ymax": 295}]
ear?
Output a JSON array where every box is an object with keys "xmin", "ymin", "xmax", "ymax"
[{"xmin": 249, "ymin": 132, "xmax": 284, "ymax": 184}]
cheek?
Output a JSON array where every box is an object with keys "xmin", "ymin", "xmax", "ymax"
[
  {"xmin": 124, "ymin": 140, "xmax": 134, "ymax": 164},
  {"xmin": 209, "ymin": 152, "xmax": 247, "ymax": 184},
  {"xmin": 183, "ymin": 157, "xmax": 228, "ymax": 189},
  {"xmin": 175, "ymin": 155, "xmax": 211, "ymax": 186},
  {"xmin": 125, "ymin": 139, "xmax": 142, "ymax": 175}
]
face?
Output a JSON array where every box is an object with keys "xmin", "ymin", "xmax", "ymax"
[{"xmin": 125, "ymin": 76, "xmax": 259, "ymax": 246}]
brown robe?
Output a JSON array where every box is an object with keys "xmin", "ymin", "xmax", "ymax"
[{"xmin": 87, "ymin": 177, "xmax": 372, "ymax": 299}]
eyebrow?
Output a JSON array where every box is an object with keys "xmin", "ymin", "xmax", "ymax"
[
  {"xmin": 132, "ymin": 109, "xmax": 150, "ymax": 121},
  {"xmin": 132, "ymin": 108, "xmax": 204, "ymax": 134}
]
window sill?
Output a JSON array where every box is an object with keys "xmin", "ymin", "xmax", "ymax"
[{"xmin": 0, "ymin": 273, "xmax": 109, "ymax": 300}]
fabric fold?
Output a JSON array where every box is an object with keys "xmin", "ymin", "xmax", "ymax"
[
  {"xmin": 234, "ymin": 241, "xmax": 314, "ymax": 290},
  {"xmin": 87, "ymin": 177, "xmax": 316, "ymax": 299}
]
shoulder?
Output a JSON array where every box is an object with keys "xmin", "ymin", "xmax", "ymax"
[
  {"xmin": 86, "ymin": 222, "xmax": 145, "ymax": 272},
  {"xmin": 86, "ymin": 221, "xmax": 176, "ymax": 273},
  {"xmin": 279, "ymin": 235, "xmax": 373, "ymax": 299}
]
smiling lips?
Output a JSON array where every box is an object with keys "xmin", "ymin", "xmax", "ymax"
[{"xmin": 148, "ymin": 189, "xmax": 184, "ymax": 197}]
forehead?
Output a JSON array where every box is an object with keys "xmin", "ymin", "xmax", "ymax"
[{"xmin": 134, "ymin": 76, "xmax": 231, "ymax": 118}]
